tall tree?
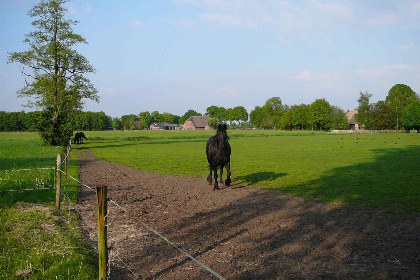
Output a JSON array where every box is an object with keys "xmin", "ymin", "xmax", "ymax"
[
  {"xmin": 308, "ymin": 98, "xmax": 331, "ymax": 130},
  {"xmin": 385, "ymin": 84, "xmax": 417, "ymax": 130},
  {"xmin": 262, "ymin": 97, "xmax": 286, "ymax": 128},
  {"xmin": 151, "ymin": 111, "xmax": 163, "ymax": 123},
  {"xmin": 327, "ymin": 106, "xmax": 348, "ymax": 130},
  {"xmin": 112, "ymin": 117, "xmax": 122, "ymax": 130},
  {"xmin": 139, "ymin": 111, "xmax": 152, "ymax": 128},
  {"xmin": 216, "ymin": 107, "xmax": 228, "ymax": 122},
  {"xmin": 292, "ymin": 104, "xmax": 309, "ymax": 130},
  {"xmin": 369, "ymin": 101, "xmax": 393, "ymax": 130},
  {"xmin": 121, "ymin": 114, "xmax": 138, "ymax": 130},
  {"xmin": 8, "ymin": 0, "xmax": 98, "ymax": 146},
  {"xmin": 230, "ymin": 106, "xmax": 248, "ymax": 125},
  {"xmin": 205, "ymin": 105, "xmax": 219, "ymax": 118},
  {"xmin": 250, "ymin": 106, "xmax": 264, "ymax": 128},
  {"xmin": 356, "ymin": 91, "xmax": 372, "ymax": 129},
  {"xmin": 401, "ymin": 101, "xmax": 420, "ymax": 130},
  {"xmin": 279, "ymin": 109, "xmax": 293, "ymax": 130}
]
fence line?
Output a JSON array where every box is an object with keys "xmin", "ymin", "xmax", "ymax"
[
  {"xmin": 108, "ymin": 197, "xmax": 226, "ymax": 279},
  {"xmin": 61, "ymin": 170, "xmax": 95, "ymax": 191},
  {"xmin": 0, "ymin": 167, "xmax": 55, "ymax": 192},
  {"xmin": 110, "ymin": 249, "xmax": 138, "ymax": 279},
  {"xmin": 0, "ymin": 167, "xmax": 55, "ymax": 172},
  {"xmin": 62, "ymin": 189, "xmax": 137, "ymax": 279},
  {"xmin": 64, "ymin": 171, "xmax": 226, "ymax": 280},
  {"xmin": 0, "ymin": 187, "xmax": 55, "ymax": 192},
  {"xmin": 2, "ymin": 149, "xmax": 226, "ymax": 279}
]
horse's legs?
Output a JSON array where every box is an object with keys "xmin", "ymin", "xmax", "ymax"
[
  {"xmin": 225, "ymin": 161, "xmax": 231, "ymax": 186},
  {"xmin": 213, "ymin": 168, "xmax": 219, "ymax": 190},
  {"xmin": 219, "ymin": 167, "xmax": 224, "ymax": 184},
  {"xmin": 207, "ymin": 165, "xmax": 213, "ymax": 185}
]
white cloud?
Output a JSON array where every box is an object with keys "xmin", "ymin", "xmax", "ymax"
[
  {"xmin": 198, "ymin": 13, "xmax": 242, "ymax": 26},
  {"xmin": 179, "ymin": 0, "xmax": 353, "ymax": 31},
  {"xmin": 215, "ymin": 85, "xmax": 241, "ymax": 98},
  {"xmin": 175, "ymin": 17, "xmax": 196, "ymax": 27},
  {"xmin": 367, "ymin": 12, "xmax": 398, "ymax": 27},
  {"xmin": 278, "ymin": 36, "xmax": 285, "ymax": 44},
  {"xmin": 86, "ymin": 4, "xmax": 91, "ymax": 13},
  {"xmin": 290, "ymin": 70, "xmax": 351, "ymax": 101},
  {"xmin": 399, "ymin": 42, "xmax": 415, "ymax": 51},
  {"xmin": 357, "ymin": 64, "xmax": 417, "ymax": 79},
  {"xmin": 128, "ymin": 20, "xmax": 143, "ymax": 27},
  {"xmin": 412, "ymin": 1, "xmax": 420, "ymax": 17},
  {"xmin": 178, "ymin": 0, "xmax": 227, "ymax": 8},
  {"xmin": 291, "ymin": 70, "xmax": 338, "ymax": 81},
  {"xmin": 310, "ymin": 0, "xmax": 353, "ymax": 18},
  {"xmin": 325, "ymin": 36, "xmax": 333, "ymax": 47}
]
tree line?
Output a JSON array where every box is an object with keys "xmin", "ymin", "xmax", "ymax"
[
  {"xmin": 248, "ymin": 97, "xmax": 348, "ymax": 130},
  {"xmin": 2, "ymin": 83, "xmax": 419, "ymax": 132},
  {"xmin": 0, "ymin": 111, "xmax": 112, "ymax": 132},
  {"xmin": 356, "ymin": 84, "xmax": 420, "ymax": 131}
]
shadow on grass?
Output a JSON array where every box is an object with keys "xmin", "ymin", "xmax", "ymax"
[
  {"xmin": 276, "ymin": 145, "xmax": 420, "ymax": 212},
  {"xmin": 0, "ymin": 157, "xmax": 55, "ymax": 170},
  {"xmin": 234, "ymin": 172, "xmax": 288, "ymax": 186}
]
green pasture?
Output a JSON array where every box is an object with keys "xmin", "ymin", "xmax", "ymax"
[
  {"xmin": 78, "ymin": 130, "xmax": 420, "ymax": 213},
  {"xmin": 0, "ymin": 132, "xmax": 97, "ymax": 279},
  {"xmin": 0, "ymin": 130, "xmax": 419, "ymax": 278}
]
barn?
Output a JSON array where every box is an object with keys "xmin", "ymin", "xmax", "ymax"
[
  {"xmin": 346, "ymin": 110, "xmax": 360, "ymax": 130},
  {"xmin": 182, "ymin": 116, "xmax": 211, "ymax": 130}
]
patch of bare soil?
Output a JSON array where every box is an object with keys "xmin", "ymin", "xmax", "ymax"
[{"xmin": 76, "ymin": 150, "xmax": 419, "ymax": 280}]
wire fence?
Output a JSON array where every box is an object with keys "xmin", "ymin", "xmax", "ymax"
[
  {"xmin": 60, "ymin": 169, "xmax": 226, "ymax": 280},
  {"xmin": 0, "ymin": 167, "xmax": 55, "ymax": 192},
  {"xmin": 1, "ymin": 140, "xmax": 226, "ymax": 279}
]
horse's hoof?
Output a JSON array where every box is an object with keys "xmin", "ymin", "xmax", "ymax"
[
  {"xmin": 207, "ymin": 175, "xmax": 212, "ymax": 185},
  {"xmin": 225, "ymin": 178, "xmax": 231, "ymax": 186},
  {"xmin": 213, "ymin": 185, "xmax": 220, "ymax": 191}
]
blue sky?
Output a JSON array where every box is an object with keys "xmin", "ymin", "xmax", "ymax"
[{"xmin": 1, "ymin": 0, "xmax": 419, "ymax": 118}]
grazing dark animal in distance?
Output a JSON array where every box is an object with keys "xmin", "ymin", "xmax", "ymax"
[
  {"xmin": 206, "ymin": 124, "xmax": 231, "ymax": 190},
  {"xmin": 74, "ymin": 132, "xmax": 87, "ymax": 144}
]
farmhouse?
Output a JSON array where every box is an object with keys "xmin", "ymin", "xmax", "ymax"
[
  {"xmin": 183, "ymin": 116, "xmax": 211, "ymax": 130},
  {"xmin": 346, "ymin": 110, "xmax": 360, "ymax": 130},
  {"xmin": 150, "ymin": 123, "xmax": 182, "ymax": 130}
]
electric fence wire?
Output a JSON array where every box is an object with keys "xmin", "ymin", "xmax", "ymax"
[{"xmin": 61, "ymin": 169, "xmax": 226, "ymax": 280}]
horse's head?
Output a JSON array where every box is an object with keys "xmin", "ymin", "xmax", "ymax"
[
  {"xmin": 217, "ymin": 123, "xmax": 228, "ymax": 136},
  {"xmin": 216, "ymin": 123, "xmax": 229, "ymax": 144},
  {"xmin": 217, "ymin": 123, "xmax": 227, "ymax": 133}
]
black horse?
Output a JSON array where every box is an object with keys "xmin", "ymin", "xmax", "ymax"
[
  {"xmin": 74, "ymin": 132, "xmax": 87, "ymax": 144},
  {"xmin": 206, "ymin": 124, "xmax": 231, "ymax": 190}
]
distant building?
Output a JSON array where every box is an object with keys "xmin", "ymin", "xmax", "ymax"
[
  {"xmin": 150, "ymin": 123, "xmax": 182, "ymax": 130},
  {"xmin": 346, "ymin": 110, "xmax": 360, "ymax": 130},
  {"xmin": 183, "ymin": 116, "xmax": 211, "ymax": 130}
]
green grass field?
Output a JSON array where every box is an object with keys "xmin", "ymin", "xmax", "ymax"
[
  {"xmin": 0, "ymin": 132, "xmax": 97, "ymax": 279},
  {"xmin": 0, "ymin": 129, "xmax": 419, "ymax": 278},
  {"xmin": 79, "ymin": 129, "xmax": 420, "ymax": 213}
]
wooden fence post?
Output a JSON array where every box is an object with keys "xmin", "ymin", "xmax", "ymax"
[
  {"xmin": 96, "ymin": 186, "xmax": 108, "ymax": 280},
  {"xmin": 65, "ymin": 141, "xmax": 71, "ymax": 181},
  {"xmin": 55, "ymin": 154, "xmax": 62, "ymax": 210}
]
